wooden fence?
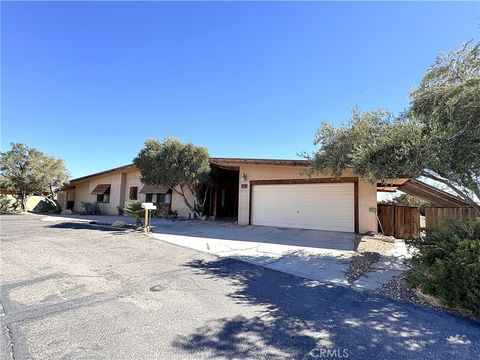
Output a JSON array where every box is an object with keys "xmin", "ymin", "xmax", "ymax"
[
  {"xmin": 425, "ymin": 206, "xmax": 479, "ymax": 228},
  {"xmin": 377, "ymin": 204, "xmax": 420, "ymax": 238}
]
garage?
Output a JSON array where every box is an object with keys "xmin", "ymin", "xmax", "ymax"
[{"xmin": 250, "ymin": 182, "xmax": 355, "ymax": 232}]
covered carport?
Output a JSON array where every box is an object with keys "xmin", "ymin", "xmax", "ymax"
[
  {"xmin": 377, "ymin": 178, "xmax": 474, "ymax": 234},
  {"xmin": 377, "ymin": 178, "xmax": 470, "ymax": 207}
]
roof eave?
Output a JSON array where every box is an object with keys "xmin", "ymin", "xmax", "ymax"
[
  {"xmin": 209, "ymin": 157, "xmax": 311, "ymax": 167},
  {"xmin": 69, "ymin": 164, "xmax": 136, "ymax": 185}
]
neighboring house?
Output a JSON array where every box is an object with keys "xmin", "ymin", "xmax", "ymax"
[{"xmin": 59, "ymin": 158, "xmax": 381, "ymax": 234}]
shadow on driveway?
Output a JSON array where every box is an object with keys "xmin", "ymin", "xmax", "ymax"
[
  {"xmin": 42, "ymin": 215, "xmax": 355, "ymax": 251},
  {"xmin": 47, "ymin": 222, "xmax": 131, "ymax": 234},
  {"xmin": 150, "ymin": 220, "xmax": 356, "ymax": 252},
  {"xmin": 173, "ymin": 258, "xmax": 479, "ymax": 359}
]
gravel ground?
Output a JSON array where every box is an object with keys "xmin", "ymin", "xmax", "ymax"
[
  {"xmin": 375, "ymin": 272, "xmax": 480, "ymax": 322},
  {"xmin": 356, "ymin": 234, "xmax": 395, "ymax": 255},
  {"xmin": 345, "ymin": 252, "xmax": 380, "ymax": 284},
  {"xmin": 345, "ymin": 235, "xmax": 396, "ymax": 284},
  {"xmin": 374, "ymin": 272, "xmax": 426, "ymax": 305},
  {"xmin": 351, "ymin": 236, "xmax": 423, "ymax": 304}
]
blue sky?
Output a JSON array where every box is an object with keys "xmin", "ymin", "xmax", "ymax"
[{"xmin": 2, "ymin": 1, "xmax": 479, "ymax": 178}]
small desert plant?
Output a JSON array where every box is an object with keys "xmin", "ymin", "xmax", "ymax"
[
  {"xmin": 169, "ymin": 209, "xmax": 178, "ymax": 218},
  {"xmin": 0, "ymin": 195, "xmax": 18, "ymax": 214},
  {"xmin": 81, "ymin": 201, "xmax": 101, "ymax": 215},
  {"xmin": 153, "ymin": 203, "xmax": 170, "ymax": 218},
  {"xmin": 124, "ymin": 201, "xmax": 143, "ymax": 227},
  {"xmin": 406, "ymin": 218, "xmax": 480, "ymax": 317}
]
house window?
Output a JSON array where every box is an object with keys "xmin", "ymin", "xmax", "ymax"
[
  {"xmin": 97, "ymin": 187, "xmax": 110, "ymax": 203},
  {"xmin": 145, "ymin": 193, "xmax": 171, "ymax": 204},
  {"xmin": 129, "ymin": 186, "xmax": 138, "ymax": 200},
  {"xmin": 159, "ymin": 193, "xmax": 172, "ymax": 203},
  {"xmin": 90, "ymin": 184, "xmax": 110, "ymax": 203}
]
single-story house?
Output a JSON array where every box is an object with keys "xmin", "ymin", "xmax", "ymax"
[{"xmin": 59, "ymin": 158, "xmax": 382, "ymax": 234}]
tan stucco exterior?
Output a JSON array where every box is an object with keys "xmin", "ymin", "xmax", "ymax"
[
  {"xmin": 72, "ymin": 181, "xmax": 91, "ymax": 213},
  {"xmin": 123, "ymin": 170, "xmax": 147, "ymax": 207},
  {"xmin": 71, "ymin": 169, "xmax": 140, "ymax": 215},
  {"xmin": 170, "ymin": 188, "xmax": 196, "ymax": 218},
  {"xmin": 66, "ymin": 167, "xmax": 196, "ymax": 218},
  {"xmin": 64, "ymin": 160, "xmax": 378, "ymax": 233},
  {"xmin": 124, "ymin": 170, "xmax": 195, "ymax": 218},
  {"xmin": 231, "ymin": 164, "xmax": 377, "ymax": 233}
]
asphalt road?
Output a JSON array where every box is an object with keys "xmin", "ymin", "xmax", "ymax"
[{"xmin": 1, "ymin": 214, "xmax": 479, "ymax": 359}]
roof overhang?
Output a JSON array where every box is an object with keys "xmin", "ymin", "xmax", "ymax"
[
  {"xmin": 69, "ymin": 164, "xmax": 136, "ymax": 185},
  {"xmin": 209, "ymin": 158, "xmax": 310, "ymax": 167},
  {"xmin": 377, "ymin": 178, "xmax": 470, "ymax": 207},
  {"xmin": 398, "ymin": 179, "xmax": 470, "ymax": 207},
  {"xmin": 377, "ymin": 178, "xmax": 410, "ymax": 192},
  {"xmin": 139, "ymin": 184, "xmax": 169, "ymax": 194},
  {"xmin": 90, "ymin": 184, "xmax": 111, "ymax": 195}
]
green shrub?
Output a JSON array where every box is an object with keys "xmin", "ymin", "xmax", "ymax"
[
  {"xmin": 81, "ymin": 201, "xmax": 101, "ymax": 215},
  {"xmin": 406, "ymin": 218, "xmax": 480, "ymax": 317},
  {"xmin": 124, "ymin": 202, "xmax": 143, "ymax": 227},
  {"xmin": 0, "ymin": 195, "xmax": 18, "ymax": 214},
  {"xmin": 117, "ymin": 206, "xmax": 124, "ymax": 216}
]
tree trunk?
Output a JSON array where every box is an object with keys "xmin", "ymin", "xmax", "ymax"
[
  {"xmin": 172, "ymin": 186, "xmax": 204, "ymax": 219},
  {"xmin": 17, "ymin": 191, "xmax": 26, "ymax": 211},
  {"xmin": 45, "ymin": 185, "xmax": 61, "ymax": 212}
]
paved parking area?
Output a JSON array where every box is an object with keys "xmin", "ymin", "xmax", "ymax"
[
  {"xmin": 42, "ymin": 214, "xmax": 356, "ymax": 285},
  {"xmin": 44, "ymin": 215, "xmax": 409, "ymax": 288},
  {"xmin": 41, "ymin": 214, "xmax": 356, "ymax": 250},
  {"xmin": 1, "ymin": 214, "xmax": 479, "ymax": 359}
]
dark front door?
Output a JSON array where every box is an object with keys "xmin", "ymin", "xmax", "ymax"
[{"xmin": 214, "ymin": 168, "xmax": 239, "ymax": 219}]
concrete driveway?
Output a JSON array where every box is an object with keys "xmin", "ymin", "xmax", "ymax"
[
  {"xmin": 149, "ymin": 219, "xmax": 356, "ymax": 285},
  {"xmin": 2, "ymin": 214, "xmax": 479, "ymax": 360},
  {"xmin": 42, "ymin": 215, "xmax": 356, "ymax": 285}
]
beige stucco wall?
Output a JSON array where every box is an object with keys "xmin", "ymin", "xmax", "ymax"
[
  {"xmin": 236, "ymin": 164, "xmax": 377, "ymax": 233},
  {"xmin": 68, "ymin": 163, "xmax": 377, "ymax": 232},
  {"xmin": 67, "ymin": 189, "xmax": 75, "ymax": 202},
  {"xmin": 358, "ymin": 180, "xmax": 378, "ymax": 233},
  {"xmin": 123, "ymin": 170, "xmax": 146, "ymax": 207},
  {"xmin": 71, "ymin": 171, "xmax": 137, "ymax": 215},
  {"xmin": 171, "ymin": 187, "xmax": 196, "ymax": 218},
  {"xmin": 121, "ymin": 171, "xmax": 194, "ymax": 218},
  {"xmin": 84, "ymin": 173, "xmax": 126, "ymax": 215},
  {"xmin": 120, "ymin": 170, "xmax": 195, "ymax": 218},
  {"xmin": 70, "ymin": 169, "xmax": 196, "ymax": 218},
  {"xmin": 73, "ymin": 181, "xmax": 93, "ymax": 213}
]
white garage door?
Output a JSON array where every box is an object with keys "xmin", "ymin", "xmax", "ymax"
[{"xmin": 251, "ymin": 183, "xmax": 355, "ymax": 232}]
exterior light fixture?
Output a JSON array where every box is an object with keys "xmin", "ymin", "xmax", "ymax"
[{"xmin": 240, "ymin": 173, "xmax": 247, "ymax": 182}]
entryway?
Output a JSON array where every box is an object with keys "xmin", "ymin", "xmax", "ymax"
[{"xmin": 206, "ymin": 165, "xmax": 239, "ymax": 221}]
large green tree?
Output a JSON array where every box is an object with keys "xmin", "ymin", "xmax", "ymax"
[
  {"xmin": 0, "ymin": 143, "xmax": 70, "ymax": 210},
  {"xmin": 133, "ymin": 138, "xmax": 211, "ymax": 218},
  {"xmin": 306, "ymin": 42, "xmax": 480, "ymax": 211}
]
